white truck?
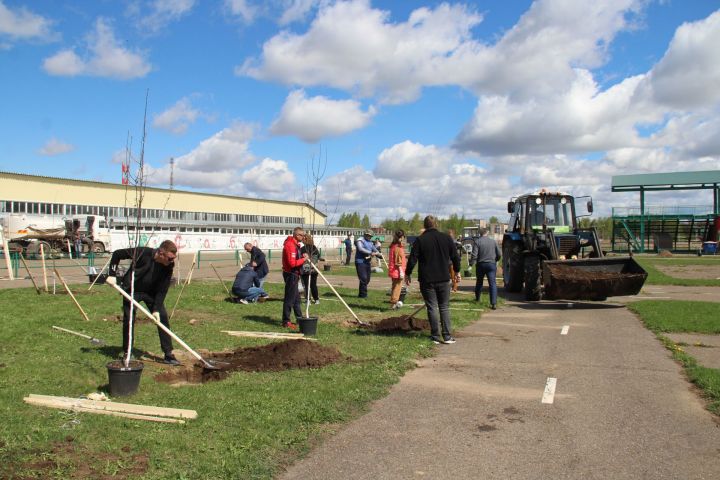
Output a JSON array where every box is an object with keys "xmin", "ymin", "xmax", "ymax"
[{"xmin": 1, "ymin": 213, "xmax": 112, "ymax": 256}]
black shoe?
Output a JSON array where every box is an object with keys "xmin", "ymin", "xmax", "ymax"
[
  {"xmin": 491, "ymin": 304, "xmax": 497, "ymax": 310},
  {"xmin": 163, "ymin": 354, "xmax": 181, "ymax": 366},
  {"xmin": 430, "ymin": 336, "xmax": 442, "ymax": 345},
  {"xmin": 441, "ymin": 336, "xmax": 457, "ymax": 344}
]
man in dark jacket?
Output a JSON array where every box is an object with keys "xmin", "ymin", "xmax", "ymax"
[
  {"xmin": 107, "ymin": 240, "xmax": 179, "ymax": 365},
  {"xmin": 232, "ymin": 264, "xmax": 268, "ymax": 304},
  {"xmin": 244, "ymin": 242, "xmax": 268, "ymax": 287},
  {"xmin": 405, "ymin": 216, "xmax": 461, "ymax": 344},
  {"xmin": 344, "ymin": 234, "xmax": 353, "ymax": 265}
]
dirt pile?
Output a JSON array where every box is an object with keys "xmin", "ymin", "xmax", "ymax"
[
  {"xmin": 155, "ymin": 340, "xmax": 346, "ymax": 385},
  {"xmin": 364, "ymin": 316, "xmax": 430, "ymax": 333}
]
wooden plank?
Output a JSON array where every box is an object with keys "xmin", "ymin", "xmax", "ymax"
[
  {"xmin": 222, "ymin": 330, "xmax": 315, "ymax": 341},
  {"xmin": 26, "ymin": 394, "xmax": 197, "ymax": 419},
  {"xmin": 24, "ymin": 397, "xmax": 185, "ymax": 424}
]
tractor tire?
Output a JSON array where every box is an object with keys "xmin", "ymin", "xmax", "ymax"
[
  {"xmin": 524, "ymin": 254, "xmax": 542, "ymax": 301},
  {"xmin": 502, "ymin": 242, "xmax": 524, "ymax": 292},
  {"xmin": 92, "ymin": 242, "xmax": 106, "ymax": 254}
]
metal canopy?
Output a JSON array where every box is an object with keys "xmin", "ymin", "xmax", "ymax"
[
  {"xmin": 611, "ymin": 170, "xmax": 720, "ymax": 192},
  {"xmin": 611, "ymin": 170, "xmax": 720, "ymax": 253}
]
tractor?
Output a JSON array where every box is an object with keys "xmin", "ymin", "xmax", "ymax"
[{"xmin": 502, "ymin": 190, "xmax": 647, "ymax": 301}]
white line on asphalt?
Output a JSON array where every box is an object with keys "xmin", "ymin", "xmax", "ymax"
[
  {"xmin": 560, "ymin": 325, "xmax": 569, "ymax": 335},
  {"xmin": 542, "ymin": 377, "xmax": 557, "ymax": 404}
]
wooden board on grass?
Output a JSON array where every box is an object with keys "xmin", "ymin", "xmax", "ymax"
[
  {"xmin": 222, "ymin": 330, "xmax": 316, "ymax": 341},
  {"xmin": 24, "ymin": 394, "xmax": 197, "ymax": 419}
]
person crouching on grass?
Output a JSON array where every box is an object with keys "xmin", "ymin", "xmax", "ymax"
[
  {"xmin": 388, "ymin": 230, "xmax": 407, "ymax": 310},
  {"xmin": 107, "ymin": 240, "xmax": 180, "ymax": 365}
]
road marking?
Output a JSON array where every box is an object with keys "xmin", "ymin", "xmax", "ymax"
[
  {"xmin": 542, "ymin": 377, "xmax": 557, "ymax": 404},
  {"xmin": 560, "ymin": 325, "xmax": 569, "ymax": 335}
]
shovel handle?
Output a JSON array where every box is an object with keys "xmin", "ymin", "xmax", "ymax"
[
  {"xmin": 54, "ymin": 268, "xmax": 91, "ymax": 322},
  {"xmin": 308, "ymin": 260, "xmax": 366, "ymax": 325},
  {"xmin": 52, "ymin": 325, "xmax": 91, "ymax": 340},
  {"xmin": 108, "ymin": 281, "xmax": 211, "ymax": 367},
  {"xmin": 210, "ymin": 264, "xmax": 230, "ymax": 295}
]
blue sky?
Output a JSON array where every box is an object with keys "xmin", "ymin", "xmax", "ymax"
[{"xmin": 1, "ymin": 0, "xmax": 719, "ymax": 223}]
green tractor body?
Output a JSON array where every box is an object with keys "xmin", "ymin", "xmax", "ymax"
[{"xmin": 502, "ymin": 191, "xmax": 647, "ymax": 301}]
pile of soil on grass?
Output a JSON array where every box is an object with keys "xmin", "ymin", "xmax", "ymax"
[
  {"xmin": 154, "ymin": 340, "xmax": 346, "ymax": 385},
  {"xmin": 364, "ymin": 316, "xmax": 430, "ymax": 333}
]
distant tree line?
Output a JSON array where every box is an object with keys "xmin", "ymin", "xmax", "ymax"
[
  {"xmin": 336, "ymin": 212, "xmax": 477, "ymax": 236},
  {"xmin": 578, "ymin": 217, "xmax": 613, "ymax": 239}
]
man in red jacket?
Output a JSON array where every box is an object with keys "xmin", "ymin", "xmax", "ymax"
[{"xmin": 282, "ymin": 227, "xmax": 309, "ymax": 329}]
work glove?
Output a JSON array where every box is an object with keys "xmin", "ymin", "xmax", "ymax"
[
  {"xmin": 106, "ymin": 276, "xmax": 117, "ymax": 286},
  {"xmin": 152, "ymin": 312, "xmax": 161, "ymax": 324}
]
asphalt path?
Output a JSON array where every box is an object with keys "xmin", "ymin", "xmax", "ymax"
[{"xmin": 280, "ymin": 294, "xmax": 720, "ymax": 480}]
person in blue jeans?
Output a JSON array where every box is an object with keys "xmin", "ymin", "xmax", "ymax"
[
  {"xmin": 344, "ymin": 234, "xmax": 353, "ymax": 265},
  {"xmin": 355, "ymin": 231, "xmax": 380, "ymax": 298},
  {"xmin": 231, "ymin": 265, "xmax": 268, "ymax": 304},
  {"xmin": 470, "ymin": 228, "xmax": 501, "ymax": 309},
  {"xmin": 405, "ymin": 216, "xmax": 461, "ymax": 344}
]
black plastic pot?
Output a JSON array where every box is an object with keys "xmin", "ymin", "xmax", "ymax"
[
  {"xmin": 298, "ymin": 317, "xmax": 318, "ymax": 336},
  {"xmin": 323, "ymin": 264, "xmax": 332, "ymax": 272},
  {"xmin": 88, "ymin": 273, "xmax": 107, "ymax": 284},
  {"xmin": 106, "ymin": 360, "xmax": 144, "ymax": 396}
]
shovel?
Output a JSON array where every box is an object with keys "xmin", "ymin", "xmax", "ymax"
[
  {"xmin": 401, "ymin": 303, "xmax": 426, "ymax": 330},
  {"xmin": 107, "ymin": 281, "xmax": 222, "ymax": 370},
  {"xmin": 52, "ymin": 325, "xmax": 104, "ymax": 345}
]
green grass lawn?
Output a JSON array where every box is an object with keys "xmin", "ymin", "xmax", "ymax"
[
  {"xmin": 628, "ymin": 300, "xmax": 720, "ymax": 414},
  {"xmin": 0, "ymin": 280, "xmax": 481, "ymax": 479},
  {"xmin": 633, "ymin": 255, "xmax": 720, "ymax": 287}
]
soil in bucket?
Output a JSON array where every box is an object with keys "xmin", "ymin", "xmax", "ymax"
[
  {"xmin": 106, "ymin": 360, "xmax": 144, "ymax": 397},
  {"xmin": 298, "ymin": 316, "xmax": 318, "ymax": 336}
]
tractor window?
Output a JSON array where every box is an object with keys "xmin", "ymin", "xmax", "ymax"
[{"xmin": 544, "ymin": 197, "xmax": 573, "ymax": 228}]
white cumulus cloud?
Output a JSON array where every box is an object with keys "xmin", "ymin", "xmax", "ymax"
[
  {"xmin": 240, "ymin": 158, "xmax": 297, "ymax": 194},
  {"xmin": 153, "ymin": 97, "xmax": 203, "ymax": 135},
  {"xmin": 140, "ymin": 0, "xmax": 196, "ymax": 32},
  {"xmin": 270, "ymin": 90, "xmax": 376, "ymax": 142},
  {"xmin": 374, "ymin": 141, "xmax": 453, "ymax": 180},
  {"xmin": 38, "ymin": 138, "xmax": 75, "ymax": 156},
  {"xmin": 42, "ymin": 18, "xmax": 151, "ymax": 79},
  {"xmin": 0, "ymin": 1, "xmax": 55, "ymax": 44}
]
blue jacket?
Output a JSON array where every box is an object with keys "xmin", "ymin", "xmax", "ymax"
[
  {"xmin": 355, "ymin": 237, "xmax": 378, "ymax": 264},
  {"xmin": 232, "ymin": 266, "xmax": 260, "ymax": 294}
]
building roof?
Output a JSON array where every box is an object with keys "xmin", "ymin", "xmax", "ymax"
[
  {"xmin": 611, "ymin": 171, "xmax": 720, "ymax": 192},
  {"xmin": 0, "ymin": 170, "xmax": 325, "ymax": 218}
]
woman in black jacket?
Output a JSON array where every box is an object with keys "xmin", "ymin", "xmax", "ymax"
[{"xmin": 300, "ymin": 233, "xmax": 323, "ymax": 304}]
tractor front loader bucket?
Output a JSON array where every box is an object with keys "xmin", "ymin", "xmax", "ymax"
[{"xmin": 542, "ymin": 257, "xmax": 647, "ymax": 301}]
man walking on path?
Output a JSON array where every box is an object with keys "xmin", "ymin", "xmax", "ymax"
[
  {"xmin": 469, "ymin": 227, "xmax": 501, "ymax": 309},
  {"xmin": 244, "ymin": 242, "xmax": 268, "ymax": 288},
  {"xmin": 405, "ymin": 216, "xmax": 461, "ymax": 344},
  {"xmin": 281, "ymin": 227, "xmax": 308, "ymax": 330},
  {"xmin": 107, "ymin": 240, "xmax": 179, "ymax": 365},
  {"xmin": 344, "ymin": 234, "xmax": 353, "ymax": 265},
  {"xmin": 355, "ymin": 230, "xmax": 380, "ymax": 298}
]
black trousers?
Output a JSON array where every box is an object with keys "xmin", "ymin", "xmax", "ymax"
[
  {"xmin": 282, "ymin": 271, "xmax": 302, "ymax": 324},
  {"xmin": 301, "ymin": 273, "xmax": 319, "ymax": 301},
  {"xmin": 122, "ymin": 293, "xmax": 173, "ymax": 356}
]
